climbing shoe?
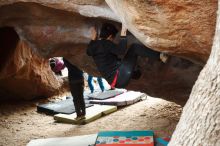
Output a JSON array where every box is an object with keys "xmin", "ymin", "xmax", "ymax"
[{"xmin": 75, "ymin": 115, "xmax": 86, "ymax": 121}]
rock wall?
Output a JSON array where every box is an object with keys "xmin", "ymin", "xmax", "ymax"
[
  {"xmin": 0, "ymin": 2, "xmax": 118, "ymax": 58},
  {"xmin": 169, "ymin": 1, "xmax": 220, "ymax": 144},
  {"xmin": 0, "ymin": 28, "xmax": 62, "ymax": 100},
  {"xmin": 0, "ymin": 1, "xmax": 216, "ymax": 100},
  {"xmin": 0, "ymin": 0, "xmax": 119, "ymax": 22},
  {"xmin": 0, "ymin": 1, "xmax": 217, "ymax": 64},
  {"xmin": 106, "ymin": 0, "xmax": 217, "ymax": 64},
  {"xmin": 128, "ymin": 56, "xmax": 202, "ymax": 104},
  {"xmin": 0, "ymin": 2, "xmax": 117, "ymax": 100}
]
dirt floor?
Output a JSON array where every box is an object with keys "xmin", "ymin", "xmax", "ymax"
[{"xmin": 0, "ymin": 91, "xmax": 183, "ymax": 146}]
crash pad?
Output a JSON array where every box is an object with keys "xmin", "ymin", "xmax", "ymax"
[
  {"xmin": 89, "ymin": 91, "xmax": 145, "ymax": 106},
  {"xmin": 95, "ymin": 130, "xmax": 154, "ymax": 146},
  {"xmin": 27, "ymin": 134, "xmax": 97, "ymax": 146},
  {"xmin": 88, "ymin": 89, "xmax": 126, "ymax": 100},
  {"xmin": 155, "ymin": 137, "xmax": 170, "ymax": 146},
  {"xmin": 54, "ymin": 105, "xmax": 117, "ymax": 124},
  {"xmin": 37, "ymin": 98, "xmax": 93, "ymax": 115}
]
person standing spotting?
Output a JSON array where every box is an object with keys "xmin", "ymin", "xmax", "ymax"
[
  {"xmin": 49, "ymin": 57, "xmax": 65, "ymax": 76},
  {"xmin": 63, "ymin": 58, "xmax": 86, "ymax": 121}
]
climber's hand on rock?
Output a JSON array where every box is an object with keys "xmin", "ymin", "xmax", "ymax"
[
  {"xmin": 160, "ymin": 53, "xmax": 169, "ymax": 63},
  {"xmin": 121, "ymin": 24, "xmax": 127, "ymax": 37},
  {"xmin": 91, "ymin": 26, "xmax": 98, "ymax": 40}
]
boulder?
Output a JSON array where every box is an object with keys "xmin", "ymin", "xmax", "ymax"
[
  {"xmin": 127, "ymin": 56, "xmax": 202, "ymax": 104},
  {"xmin": 106, "ymin": 0, "xmax": 218, "ymax": 64},
  {"xmin": 0, "ymin": 27, "xmax": 63, "ymax": 100},
  {"xmin": 0, "ymin": 1, "xmax": 216, "ymax": 100}
]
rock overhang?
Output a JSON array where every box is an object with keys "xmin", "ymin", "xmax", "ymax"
[{"xmin": 0, "ymin": 0, "xmax": 216, "ymax": 100}]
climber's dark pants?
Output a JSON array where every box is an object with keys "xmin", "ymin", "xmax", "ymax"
[
  {"xmin": 63, "ymin": 58, "xmax": 85, "ymax": 117},
  {"xmin": 109, "ymin": 44, "xmax": 160, "ymax": 88}
]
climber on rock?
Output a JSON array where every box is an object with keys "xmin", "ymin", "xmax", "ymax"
[{"xmin": 87, "ymin": 23, "xmax": 168, "ymax": 89}]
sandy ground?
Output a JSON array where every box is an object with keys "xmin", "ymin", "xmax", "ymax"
[{"xmin": 0, "ymin": 92, "xmax": 182, "ymax": 146}]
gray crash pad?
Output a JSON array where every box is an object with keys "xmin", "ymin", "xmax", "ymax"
[
  {"xmin": 87, "ymin": 89, "xmax": 126, "ymax": 100},
  {"xmin": 37, "ymin": 98, "xmax": 93, "ymax": 115},
  {"xmin": 27, "ymin": 134, "xmax": 97, "ymax": 146},
  {"xmin": 89, "ymin": 91, "xmax": 145, "ymax": 106}
]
